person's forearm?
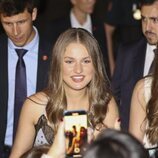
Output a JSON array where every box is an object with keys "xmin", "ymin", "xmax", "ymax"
[{"xmin": 42, "ymin": 121, "xmax": 65, "ymax": 158}]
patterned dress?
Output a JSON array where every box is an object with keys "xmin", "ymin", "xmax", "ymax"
[{"xmin": 33, "ymin": 114, "xmax": 54, "ymax": 146}]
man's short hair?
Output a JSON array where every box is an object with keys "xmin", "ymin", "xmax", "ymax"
[{"xmin": 0, "ymin": 0, "xmax": 37, "ymax": 16}]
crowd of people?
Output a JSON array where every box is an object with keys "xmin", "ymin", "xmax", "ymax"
[{"xmin": 1, "ymin": 0, "xmax": 158, "ymax": 158}]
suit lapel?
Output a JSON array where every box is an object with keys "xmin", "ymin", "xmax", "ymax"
[
  {"xmin": 0, "ymin": 34, "xmax": 8, "ymax": 109},
  {"xmin": 0, "ymin": 34, "xmax": 9, "ymax": 146},
  {"xmin": 91, "ymin": 17, "xmax": 97, "ymax": 36},
  {"xmin": 36, "ymin": 37, "xmax": 52, "ymax": 92},
  {"xmin": 133, "ymin": 38, "xmax": 147, "ymax": 80}
]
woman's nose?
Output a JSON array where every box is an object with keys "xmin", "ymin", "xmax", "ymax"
[{"xmin": 74, "ymin": 62, "xmax": 83, "ymax": 74}]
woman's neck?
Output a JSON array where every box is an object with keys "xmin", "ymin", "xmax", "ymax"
[{"xmin": 65, "ymin": 88, "xmax": 89, "ymax": 111}]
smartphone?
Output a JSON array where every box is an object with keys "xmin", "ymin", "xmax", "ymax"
[{"xmin": 64, "ymin": 110, "xmax": 88, "ymax": 158}]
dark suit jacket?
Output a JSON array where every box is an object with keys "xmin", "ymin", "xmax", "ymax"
[
  {"xmin": 45, "ymin": 14, "xmax": 110, "ymax": 78},
  {"xmin": 112, "ymin": 37, "xmax": 147, "ymax": 130},
  {"xmin": 0, "ymin": 33, "xmax": 52, "ymax": 152}
]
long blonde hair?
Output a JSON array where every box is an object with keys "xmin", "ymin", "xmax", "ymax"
[{"xmin": 45, "ymin": 28, "xmax": 112, "ymax": 133}]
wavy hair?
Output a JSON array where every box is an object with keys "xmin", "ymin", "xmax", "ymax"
[
  {"xmin": 45, "ymin": 28, "xmax": 112, "ymax": 133},
  {"xmin": 146, "ymin": 45, "xmax": 158, "ymax": 144}
]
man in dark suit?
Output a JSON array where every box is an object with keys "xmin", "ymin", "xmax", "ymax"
[
  {"xmin": 104, "ymin": 0, "xmax": 143, "ymax": 75},
  {"xmin": 112, "ymin": 0, "xmax": 158, "ymax": 131},
  {"xmin": 0, "ymin": 0, "xmax": 52, "ymax": 157},
  {"xmin": 45, "ymin": 0, "xmax": 110, "ymax": 78}
]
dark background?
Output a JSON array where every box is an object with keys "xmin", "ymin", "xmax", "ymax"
[{"xmin": 0, "ymin": 0, "xmax": 110, "ymax": 34}]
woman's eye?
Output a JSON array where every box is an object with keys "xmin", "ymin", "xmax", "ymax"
[
  {"xmin": 83, "ymin": 60, "xmax": 91, "ymax": 64},
  {"xmin": 65, "ymin": 60, "xmax": 73, "ymax": 64}
]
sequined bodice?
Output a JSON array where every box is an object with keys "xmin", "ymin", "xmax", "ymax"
[{"xmin": 34, "ymin": 115, "xmax": 54, "ymax": 146}]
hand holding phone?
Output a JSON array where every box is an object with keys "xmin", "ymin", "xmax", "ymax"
[{"xmin": 64, "ymin": 110, "xmax": 88, "ymax": 157}]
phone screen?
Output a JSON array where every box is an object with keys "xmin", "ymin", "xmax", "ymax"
[{"xmin": 64, "ymin": 110, "xmax": 88, "ymax": 157}]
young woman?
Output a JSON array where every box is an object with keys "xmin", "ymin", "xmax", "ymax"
[
  {"xmin": 129, "ymin": 0, "xmax": 158, "ymax": 152},
  {"xmin": 10, "ymin": 28, "xmax": 119, "ymax": 158}
]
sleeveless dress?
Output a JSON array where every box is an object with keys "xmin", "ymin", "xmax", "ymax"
[
  {"xmin": 31, "ymin": 103, "xmax": 104, "ymax": 148},
  {"xmin": 143, "ymin": 77, "xmax": 158, "ymax": 156},
  {"xmin": 33, "ymin": 114, "xmax": 54, "ymax": 146},
  {"xmin": 32, "ymin": 111, "xmax": 94, "ymax": 146}
]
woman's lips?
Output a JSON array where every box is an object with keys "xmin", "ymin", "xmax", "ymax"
[{"xmin": 71, "ymin": 75, "xmax": 85, "ymax": 82}]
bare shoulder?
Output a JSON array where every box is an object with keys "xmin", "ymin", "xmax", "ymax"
[
  {"xmin": 27, "ymin": 91, "xmax": 49, "ymax": 105},
  {"xmin": 132, "ymin": 78, "xmax": 149, "ymax": 110},
  {"xmin": 22, "ymin": 91, "xmax": 49, "ymax": 113},
  {"xmin": 134, "ymin": 78, "xmax": 145, "ymax": 91},
  {"xmin": 19, "ymin": 92, "xmax": 49, "ymax": 124},
  {"xmin": 134, "ymin": 78, "xmax": 147, "ymax": 98}
]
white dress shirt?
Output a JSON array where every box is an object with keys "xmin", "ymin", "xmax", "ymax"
[
  {"xmin": 70, "ymin": 10, "xmax": 92, "ymax": 34},
  {"xmin": 143, "ymin": 44, "xmax": 156, "ymax": 76},
  {"xmin": 5, "ymin": 26, "xmax": 39, "ymax": 146}
]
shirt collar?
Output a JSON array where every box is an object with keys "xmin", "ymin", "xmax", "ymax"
[
  {"xmin": 70, "ymin": 10, "xmax": 92, "ymax": 33},
  {"xmin": 147, "ymin": 43, "xmax": 156, "ymax": 53}
]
